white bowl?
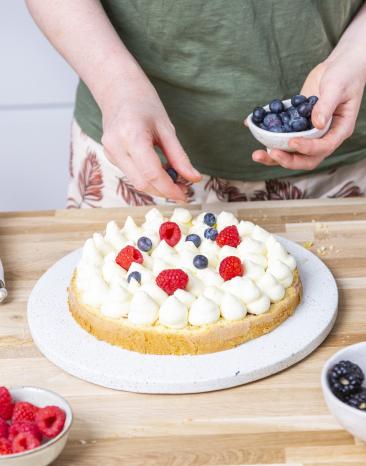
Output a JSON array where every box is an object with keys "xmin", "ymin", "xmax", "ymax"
[
  {"xmin": 0, "ymin": 386, "xmax": 73, "ymax": 466},
  {"xmin": 247, "ymin": 98, "xmax": 332, "ymax": 152},
  {"xmin": 321, "ymin": 342, "xmax": 366, "ymax": 442}
]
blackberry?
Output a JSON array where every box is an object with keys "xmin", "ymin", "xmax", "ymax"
[
  {"xmin": 346, "ymin": 388, "xmax": 366, "ymax": 412},
  {"xmin": 328, "ymin": 360, "xmax": 364, "ymax": 399}
]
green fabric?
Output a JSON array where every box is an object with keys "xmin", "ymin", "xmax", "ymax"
[{"xmin": 74, "ymin": 0, "xmax": 366, "ymax": 181}]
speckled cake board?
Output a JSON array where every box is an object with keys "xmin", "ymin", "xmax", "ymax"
[{"xmin": 27, "ymin": 238, "xmax": 338, "ymax": 394}]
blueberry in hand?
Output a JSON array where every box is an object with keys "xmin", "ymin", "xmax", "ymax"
[
  {"xmin": 166, "ymin": 167, "xmax": 178, "ymax": 182},
  {"xmin": 268, "ymin": 125, "xmax": 283, "ymax": 133},
  {"xmin": 291, "ymin": 95, "xmax": 307, "ymax": 107},
  {"xmin": 193, "ymin": 254, "xmax": 208, "ymax": 269},
  {"xmin": 263, "ymin": 113, "xmax": 282, "ymax": 128},
  {"xmin": 203, "ymin": 212, "xmax": 216, "ymax": 227},
  {"xmin": 282, "ymin": 123, "xmax": 292, "ymax": 133},
  {"xmin": 291, "ymin": 117, "xmax": 309, "ymax": 132},
  {"xmin": 252, "ymin": 107, "xmax": 267, "ymax": 124},
  {"xmin": 308, "ymin": 95, "xmax": 319, "ymax": 107},
  {"xmin": 287, "ymin": 106, "xmax": 300, "ymax": 120},
  {"xmin": 269, "ymin": 99, "xmax": 284, "ymax": 114},
  {"xmin": 137, "ymin": 236, "xmax": 153, "ymax": 252},
  {"xmin": 280, "ymin": 112, "xmax": 290, "ymax": 124},
  {"xmin": 185, "ymin": 233, "xmax": 201, "ymax": 248},
  {"xmin": 297, "ymin": 102, "xmax": 312, "ymax": 117}
]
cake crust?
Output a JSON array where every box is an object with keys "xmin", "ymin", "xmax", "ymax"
[{"xmin": 68, "ymin": 270, "xmax": 302, "ymax": 355}]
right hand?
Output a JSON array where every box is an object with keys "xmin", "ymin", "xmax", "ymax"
[{"xmin": 100, "ymin": 76, "xmax": 201, "ymax": 202}]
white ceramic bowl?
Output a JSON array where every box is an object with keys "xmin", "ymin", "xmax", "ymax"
[
  {"xmin": 247, "ymin": 98, "xmax": 332, "ymax": 152},
  {"xmin": 0, "ymin": 386, "xmax": 73, "ymax": 466},
  {"xmin": 321, "ymin": 342, "xmax": 366, "ymax": 442}
]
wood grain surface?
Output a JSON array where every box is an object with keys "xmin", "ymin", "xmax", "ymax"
[{"xmin": 1, "ymin": 198, "xmax": 366, "ymax": 466}]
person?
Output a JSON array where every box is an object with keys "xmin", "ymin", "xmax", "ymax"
[{"xmin": 26, "ymin": 0, "xmax": 366, "ymax": 207}]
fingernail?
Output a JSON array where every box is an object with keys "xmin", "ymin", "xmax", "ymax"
[{"xmin": 318, "ymin": 114, "xmax": 325, "ymax": 127}]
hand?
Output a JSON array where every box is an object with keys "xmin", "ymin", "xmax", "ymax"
[
  {"xmin": 101, "ymin": 76, "xmax": 201, "ymax": 201},
  {"xmin": 250, "ymin": 57, "xmax": 366, "ymax": 170}
]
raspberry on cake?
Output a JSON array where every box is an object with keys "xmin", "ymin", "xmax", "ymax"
[{"xmin": 69, "ymin": 207, "xmax": 302, "ymax": 355}]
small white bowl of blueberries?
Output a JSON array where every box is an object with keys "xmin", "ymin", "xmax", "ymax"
[
  {"xmin": 247, "ymin": 95, "xmax": 332, "ymax": 152},
  {"xmin": 321, "ymin": 342, "xmax": 366, "ymax": 441}
]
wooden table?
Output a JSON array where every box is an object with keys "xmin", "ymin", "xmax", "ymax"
[{"xmin": 1, "ymin": 198, "xmax": 366, "ymax": 466}]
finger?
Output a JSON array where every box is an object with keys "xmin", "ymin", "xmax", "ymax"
[
  {"xmin": 288, "ymin": 114, "xmax": 353, "ymax": 157},
  {"xmin": 252, "ymin": 150, "xmax": 279, "ymax": 166},
  {"xmin": 104, "ymin": 148, "xmax": 163, "ymax": 197},
  {"xmin": 128, "ymin": 141, "xmax": 187, "ymax": 202},
  {"xmin": 157, "ymin": 124, "xmax": 201, "ymax": 182},
  {"xmin": 243, "ymin": 118, "xmax": 249, "ymax": 127},
  {"xmin": 311, "ymin": 80, "xmax": 342, "ymax": 129},
  {"xmin": 269, "ymin": 149, "xmax": 323, "ymax": 170}
]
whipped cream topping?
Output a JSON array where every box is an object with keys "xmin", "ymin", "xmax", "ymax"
[{"xmin": 76, "ymin": 208, "xmax": 297, "ymax": 329}]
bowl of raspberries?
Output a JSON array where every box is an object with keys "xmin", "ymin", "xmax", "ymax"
[
  {"xmin": 247, "ymin": 95, "xmax": 332, "ymax": 152},
  {"xmin": 0, "ymin": 386, "xmax": 72, "ymax": 465},
  {"xmin": 321, "ymin": 342, "xmax": 366, "ymax": 441}
]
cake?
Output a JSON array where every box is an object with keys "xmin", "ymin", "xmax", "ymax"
[{"xmin": 68, "ymin": 208, "xmax": 302, "ymax": 355}]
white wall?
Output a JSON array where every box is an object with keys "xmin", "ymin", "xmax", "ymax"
[{"xmin": 0, "ymin": 1, "xmax": 78, "ymax": 211}]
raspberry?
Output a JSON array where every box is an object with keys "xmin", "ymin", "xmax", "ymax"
[
  {"xmin": 216, "ymin": 225, "xmax": 241, "ymax": 248},
  {"xmin": 12, "ymin": 402, "xmax": 39, "ymax": 424},
  {"xmin": 219, "ymin": 256, "xmax": 244, "ymax": 281},
  {"xmin": 36, "ymin": 406, "xmax": 66, "ymax": 439},
  {"xmin": 156, "ymin": 269, "xmax": 189, "ymax": 295},
  {"xmin": 115, "ymin": 245, "xmax": 143, "ymax": 271},
  {"xmin": 0, "ymin": 437, "xmax": 12, "ymax": 455},
  {"xmin": 0, "ymin": 419, "xmax": 8, "ymax": 439},
  {"xmin": 12, "ymin": 431, "xmax": 40, "ymax": 453},
  {"xmin": 159, "ymin": 222, "xmax": 181, "ymax": 247},
  {"xmin": 9, "ymin": 422, "xmax": 42, "ymax": 442},
  {"xmin": 0, "ymin": 386, "xmax": 13, "ymax": 420}
]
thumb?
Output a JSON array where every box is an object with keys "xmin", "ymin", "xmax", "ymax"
[
  {"xmin": 311, "ymin": 81, "xmax": 341, "ymax": 129},
  {"xmin": 157, "ymin": 125, "xmax": 201, "ymax": 182}
]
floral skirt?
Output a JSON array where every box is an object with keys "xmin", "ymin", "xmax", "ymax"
[{"xmin": 67, "ymin": 119, "xmax": 365, "ymax": 208}]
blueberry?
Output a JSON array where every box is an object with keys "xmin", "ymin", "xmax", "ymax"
[
  {"xmin": 258, "ymin": 123, "xmax": 267, "ymax": 130},
  {"xmin": 263, "ymin": 113, "xmax": 282, "ymax": 128},
  {"xmin": 252, "ymin": 106, "xmax": 267, "ymax": 124},
  {"xmin": 268, "ymin": 125, "xmax": 283, "ymax": 133},
  {"xmin": 287, "ymin": 106, "xmax": 300, "ymax": 120},
  {"xmin": 204, "ymin": 227, "xmax": 218, "ymax": 241},
  {"xmin": 297, "ymin": 102, "xmax": 312, "ymax": 117},
  {"xmin": 185, "ymin": 234, "xmax": 201, "ymax": 248},
  {"xmin": 269, "ymin": 99, "xmax": 284, "ymax": 114},
  {"xmin": 308, "ymin": 95, "xmax": 318, "ymax": 107},
  {"xmin": 282, "ymin": 123, "xmax": 293, "ymax": 133},
  {"xmin": 203, "ymin": 213, "xmax": 216, "ymax": 226},
  {"xmin": 291, "ymin": 117, "xmax": 308, "ymax": 132},
  {"xmin": 166, "ymin": 167, "xmax": 178, "ymax": 182},
  {"xmin": 280, "ymin": 112, "xmax": 290, "ymax": 124},
  {"xmin": 193, "ymin": 254, "xmax": 208, "ymax": 269},
  {"xmin": 127, "ymin": 271, "xmax": 141, "ymax": 284},
  {"xmin": 291, "ymin": 95, "xmax": 307, "ymax": 107},
  {"xmin": 137, "ymin": 236, "xmax": 152, "ymax": 252}
]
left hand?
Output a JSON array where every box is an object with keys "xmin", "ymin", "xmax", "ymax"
[{"xmin": 249, "ymin": 58, "xmax": 366, "ymax": 170}]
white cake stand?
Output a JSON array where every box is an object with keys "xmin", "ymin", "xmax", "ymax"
[{"xmin": 28, "ymin": 238, "xmax": 338, "ymax": 394}]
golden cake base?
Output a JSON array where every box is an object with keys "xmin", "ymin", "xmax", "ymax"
[{"xmin": 68, "ymin": 271, "xmax": 302, "ymax": 355}]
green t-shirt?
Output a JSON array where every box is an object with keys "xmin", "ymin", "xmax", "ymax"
[{"xmin": 74, "ymin": 0, "xmax": 366, "ymax": 181}]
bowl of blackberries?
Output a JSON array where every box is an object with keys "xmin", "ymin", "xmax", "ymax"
[
  {"xmin": 247, "ymin": 95, "xmax": 332, "ymax": 152},
  {"xmin": 321, "ymin": 342, "xmax": 366, "ymax": 441}
]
